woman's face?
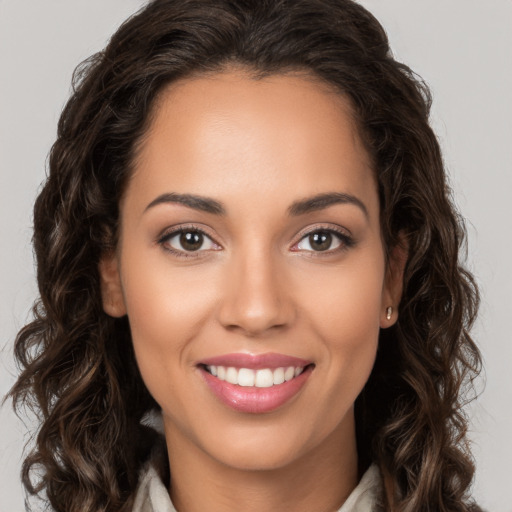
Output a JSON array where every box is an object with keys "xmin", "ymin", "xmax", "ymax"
[{"xmin": 101, "ymin": 69, "xmax": 399, "ymax": 471}]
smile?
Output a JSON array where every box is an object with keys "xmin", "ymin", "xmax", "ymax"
[
  {"xmin": 205, "ymin": 365, "xmax": 305, "ymax": 387},
  {"xmin": 198, "ymin": 353, "xmax": 314, "ymax": 413}
]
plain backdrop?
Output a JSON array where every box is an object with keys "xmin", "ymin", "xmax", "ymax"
[{"xmin": 1, "ymin": 1, "xmax": 511, "ymax": 511}]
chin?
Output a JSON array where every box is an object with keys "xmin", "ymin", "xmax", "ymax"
[
  {"xmin": 210, "ymin": 440, "xmax": 307, "ymax": 472},
  {"xmin": 195, "ymin": 413, "xmax": 344, "ymax": 473}
]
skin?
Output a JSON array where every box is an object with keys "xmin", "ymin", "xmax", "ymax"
[{"xmin": 100, "ymin": 68, "xmax": 403, "ymax": 512}]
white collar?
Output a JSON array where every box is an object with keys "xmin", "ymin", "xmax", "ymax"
[{"xmin": 133, "ymin": 454, "xmax": 382, "ymax": 512}]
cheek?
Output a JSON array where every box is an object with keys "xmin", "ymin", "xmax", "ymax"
[
  {"xmin": 118, "ymin": 248, "xmax": 219, "ymax": 399},
  {"xmin": 122, "ymin": 242, "xmax": 218, "ymax": 333},
  {"xmin": 297, "ymin": 252, "xmax": 385, "ymax": 343},
  {"xmin": 294, "ymin": 250, "xmax": 384, "ymax": 401}
]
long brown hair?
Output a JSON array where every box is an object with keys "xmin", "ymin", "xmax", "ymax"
[{"xmin": 9, "ymin": 0, "xmax": 482, "ymax": 510}]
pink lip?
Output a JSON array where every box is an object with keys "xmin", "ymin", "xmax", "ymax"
[
  {"xmin": 198, "ymin": 352, "xmax": 311, "ymax": 370},
  {"xmin": 197, "ymin": 353, "xmax": 314, "ymax": 414}
]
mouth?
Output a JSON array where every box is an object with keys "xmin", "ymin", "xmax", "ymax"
[
  {"xmin": 197, "ymin": 353, "xmax": 314, "ymax": 414},
  {"xmin": 203, "ymin": 364, "xmax": 308, "ymax": 387}
]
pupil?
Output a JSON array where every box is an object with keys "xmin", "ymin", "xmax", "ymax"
[
  {"xmin": 180, "ymin": 231, "xmax": 203, "ymax": 251},
  {"xmin": 310, "ymin": 231, "xmax": 332, "ymax": 251}
]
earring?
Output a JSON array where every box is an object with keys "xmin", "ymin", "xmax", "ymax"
[{"xmin": 386, "ymin": 306, "xmax": 393, "ymax": 320}]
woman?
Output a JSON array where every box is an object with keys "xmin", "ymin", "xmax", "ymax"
[{"xmin": 9, "ymin": 0, "xmax": 482, "ymax": 510}]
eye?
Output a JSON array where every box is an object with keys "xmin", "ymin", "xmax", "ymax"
[
  {"xmin": 295, "ymin": 229, "xmax": 350, "ymax": 252},
  {"xmin": 159, "ymin": 228, "xmax": 219, "ymax": 254}
]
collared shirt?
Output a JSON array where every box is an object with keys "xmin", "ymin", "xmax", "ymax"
[{"xmin": 132, "ymin": 455, "xmax": 382, "ymax": 512}]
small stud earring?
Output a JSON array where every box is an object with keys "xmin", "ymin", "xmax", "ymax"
[{"xmin": 386, "ymin": 306, "xmax": 393, "ymax": 320}]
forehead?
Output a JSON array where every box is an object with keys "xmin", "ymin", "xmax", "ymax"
[{"xmin": 127, "ymin": 69, "xmax": 377, "ymax": 218}]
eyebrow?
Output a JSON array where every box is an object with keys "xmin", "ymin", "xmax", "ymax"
[
  {"xmin": 144, "ymin": 193, "xmax": 226, "ymax": 215},
  {"xmin": 287, "ymin": 192, "xmax": 369, "ymax": 218},
  {"xmin": 144, "ymin": 191, "xmax": 368, "ymax": 218}
]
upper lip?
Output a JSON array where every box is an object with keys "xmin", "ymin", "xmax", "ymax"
[{"xmin": 198, "ymin": 352, "xmax": 312, "ymax": 370}]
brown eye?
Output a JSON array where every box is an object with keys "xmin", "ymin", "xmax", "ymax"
[
  {"xmin": 179, "ymin": 231, "xmax": 204, "ymax": 251},
  {"xmin": 161, "ymin": 229, "xmax": 218, "ymax": 254},
  {"xmin": 308, "ymin": 231, "xmax": 332, "ymax": 251},
  {"xmin": 296, "ymin": 229, "xmax": 344, "ymax": 252}
]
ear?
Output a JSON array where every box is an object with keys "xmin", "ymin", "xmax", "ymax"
[
  {"xmin": 98, "ymin": 251, "xmax": 127, "ymax": 317},
  {"xmin": 380, "ymin": 234, "xmax": 408, "ymax": 328}
]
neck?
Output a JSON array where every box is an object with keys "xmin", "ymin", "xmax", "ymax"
[{"xmin": 164, "ymin": 418, "xmax": 359, "ymax": 512}]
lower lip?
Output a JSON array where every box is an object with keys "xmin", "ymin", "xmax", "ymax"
[{"xmin": 200, "ymin": 366, "xmax": 313, "ymax": 414}]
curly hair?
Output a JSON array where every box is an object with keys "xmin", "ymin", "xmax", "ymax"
[{"xmin": 9, "ymin": 0, "xmax": 482, "ymax": 510}]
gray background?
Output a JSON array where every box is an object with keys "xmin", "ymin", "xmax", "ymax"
[{"xmin": 1, "ymin": 1, "xmax": 510, "ymax": 510}]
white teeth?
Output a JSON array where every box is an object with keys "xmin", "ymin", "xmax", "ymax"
[
  {"xmin": 255, "ymin": 369, "xmax": 274, "ymax": 388},
  {"xmin": 273, "ymin": 367, "xmax": 285, "ymax": 385},
  {"xmin": 225, "ymin": 367, "xmax": 238, "ymax": 385},
  {"xmin": 217, "ymin": 366, "xmax": 226, "ymax": 380},
  {"xmin": 284, "ymin": 366, "xmax": 295, "ymax": 381},
  {"xmin": 205, "ymin": 365, "xmax": 307, "ymax": 387},
  {"xmin": 238, "ymin": 368, "xmax": 255, "ymax": 387}
]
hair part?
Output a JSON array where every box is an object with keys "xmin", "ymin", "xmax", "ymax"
[{"xmin": 10, "ymin": 1, "xmax": 481, "ymax": 511}]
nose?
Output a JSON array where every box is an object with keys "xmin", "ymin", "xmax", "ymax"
[{"xmin": 217, "ymin": 247, "xmax": 295, "ymax": 337}]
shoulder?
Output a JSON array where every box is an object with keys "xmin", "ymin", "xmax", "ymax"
[
  {"xmin": 132, "ymin": 434, "xmax": 175, "ymax": 512},
  {"xmin": 337, "ymin": 464, "xmax": 384, "ymax": 512}
]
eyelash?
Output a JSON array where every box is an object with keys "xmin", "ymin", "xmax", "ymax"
[
  {"xmin": 157, "ymin": 224, "xmax": 355, "ymax": 258},
  {"xmin": 292, "ymin": 226, "xmax": 355, "ymax": 255},
  {"xmin": 157, "ymin": 224, "xmax": 219, "ymax": 259}
]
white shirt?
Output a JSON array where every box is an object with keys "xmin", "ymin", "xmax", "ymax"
[{"xmin": 132, "ymin": 456, "xmax": 382, "ymax": 512}]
